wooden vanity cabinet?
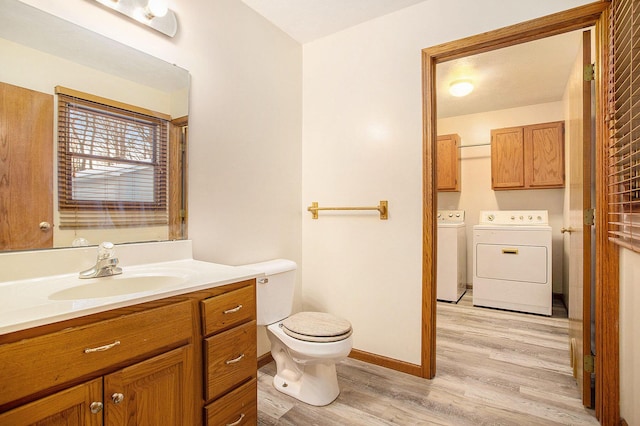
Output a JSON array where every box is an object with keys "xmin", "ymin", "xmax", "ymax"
[
  {"xmin": 0, "ymin": 378, "xmax": 103, "ymax": 425},
  {"xmin": 0, "ymin": 278, "xmax": 258, "ymax": 426},
  {"xmin": 200, "ymin": 284, "xmax": 257, "ymax": 426},
  {"xmin": 0, "ymin": 347, "xmax": 192, "ymax": 426},
  {"xmin": 437, "ymin": 133, "xmax": 461, "ymax": 192},
  {"xmin": 491, "ymin": 121, "xmax": 565, "ymax": 190}
]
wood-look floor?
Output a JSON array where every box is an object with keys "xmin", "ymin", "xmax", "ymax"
[{"xmin": 257, "ymin": 291, "xmax": 599, "ymax": 425}]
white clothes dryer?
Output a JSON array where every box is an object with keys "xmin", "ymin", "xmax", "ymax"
[
  {"xmin": 437, "ymin": 210, "xmax": 466, "ymax": 303},
  {"xmin": 473, "ymin": 210, "xmax": 552, "ymax": 316}
]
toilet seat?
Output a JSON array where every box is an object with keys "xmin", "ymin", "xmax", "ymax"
[{"xmin": 281, "ymin": 312, "xmax": 352, "ymax": 343}]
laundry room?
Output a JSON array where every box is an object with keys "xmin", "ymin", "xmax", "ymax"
[{"xmin": 434, "ymin": 28, "xmax": 591, "ymax": 312}]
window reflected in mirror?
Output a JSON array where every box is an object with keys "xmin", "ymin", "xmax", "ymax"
[{"xmin": 0, "ymin": 0, "xmax": 189, "ymax": 252}]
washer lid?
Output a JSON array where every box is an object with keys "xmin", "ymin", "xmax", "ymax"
[{"xmin": 281, "ymin": 312, "xmax": 353, "ymax": 343}]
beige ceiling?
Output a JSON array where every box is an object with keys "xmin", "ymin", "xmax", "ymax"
[
  {"xmin": 241, "ymin": 0, "xmax": 427, "ymax": 44},
  {"xmin": 241, "ymin": 0, "xmax": 588, "ymax": 118}
]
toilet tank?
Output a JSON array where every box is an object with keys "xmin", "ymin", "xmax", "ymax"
[{"xmin": 240, "ymin": 259, "xmax": 297, "ymax": 326}]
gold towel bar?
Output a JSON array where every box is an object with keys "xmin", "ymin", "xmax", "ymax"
[{"xmin": 307, "ymin": 200, "xmax": 388, "ymax": 220}]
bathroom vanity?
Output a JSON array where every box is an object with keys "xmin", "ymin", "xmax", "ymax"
[{"xmin": 0, "ymin": 241, "xmax": 259, "ymax": 426}]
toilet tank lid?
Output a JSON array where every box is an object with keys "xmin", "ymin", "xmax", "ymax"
[{"xmin": 239, "ymin": 259, "xmax": 297, "ymax": 275}]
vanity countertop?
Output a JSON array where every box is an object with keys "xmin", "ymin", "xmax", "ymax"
[{"xmin": 0, "ymin": 259, "xmax": 262, "ymax": 336}]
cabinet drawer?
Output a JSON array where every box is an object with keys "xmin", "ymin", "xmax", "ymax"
[
  {"xmin": 204, "ymin": 321, "xmax": 256, "ymax": 401},
  {"xmin": 201, "ymin": 285, "xmax": 255, "ymax": 336},
  {"xmin": 204, "ymin": 378, "xmax": 257, "ymax": 426},
  {"xmin": 0, "ymin": 301, "xmax": 192, "ymax": 407}
]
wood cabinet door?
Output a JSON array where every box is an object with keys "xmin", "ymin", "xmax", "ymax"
[
  {"xmin": 0, "ymin": 82, "xmax": 53, "ymax": 250},
  {"xmin": 436, "ymin": 134, "xmax": 460, "ymax": 191},
  {"xmin": 526, "ymin": 121, "xmax": 565, "ymax": 188},
  {"xmin": 0, "ymin": 378, "xmax": 102, "ymax": 426},
  {"xmin": 491, "ymin": 127, "xmax": 524, "ymax": 189},
  {"xmin": 104, "ymin": 345, "xmax": 194, "ymax": 426}
]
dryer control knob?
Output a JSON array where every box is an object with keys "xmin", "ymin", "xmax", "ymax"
[{"xmin": 528, "ymin": 215, "xmax": 533, "ymax": 220}]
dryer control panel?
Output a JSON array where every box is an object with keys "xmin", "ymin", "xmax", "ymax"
[{"xmin": 478, "ymin": 210, "xmax": 548, "ymax": 226}]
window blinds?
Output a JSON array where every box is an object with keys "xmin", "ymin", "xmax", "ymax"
[
  {"xmin": 57, "ymin": 89, "xmax": 168, "ymax": 229},
  {"xmin": 608, "ymin": 0, "xmax": 640, "ymax": 251}
]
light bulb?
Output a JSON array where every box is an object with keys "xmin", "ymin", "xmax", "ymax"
[
  {"xmin": 449, "ymin": 80, "xmax": 474, "ymax": 97},
  {"xmin": 145, "ymin": 0, "xmax": 168, "ymax": 18}
]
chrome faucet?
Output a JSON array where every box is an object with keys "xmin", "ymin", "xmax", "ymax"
[{"xmin": 79, "ymin": 242, "xmax": 123, "ymax": 279}]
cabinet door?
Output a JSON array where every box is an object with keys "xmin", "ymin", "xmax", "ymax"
[
  {"xmin": 0, "ymin": 378, "xmax": 102, "ymax": 426},
  {"xmin": 526, "ymin": 121, "xmax": 564, "ymax": 188},
  {"xmin": 436, "ymin": 134, "xmax": 460, "ymax": 191},
  {"xmin": 491, "ymin": 127, "xmax": 525, "ymax": 189},
  {"xmin": 104, "ymin": 345, "xmax": 194, "ymax": 426}
]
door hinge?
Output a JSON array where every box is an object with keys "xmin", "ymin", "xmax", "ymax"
[
  {"xmin": 584, "ymin": 208, "xmax": 595, "ymax": 226},
  {"xmin": 179, "ymin": 209, "xmax": 186, "ymax": 219},
  {"xmin": 584, "ymin": 63, "xmax": 595, "ymax": 81},
  {"xmin": 584, "ymin": 354, "xmax": 595, "ymax": 374}
]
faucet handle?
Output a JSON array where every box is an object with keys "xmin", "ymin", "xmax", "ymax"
[{"xmin": 97, "ymin": 242, "xmax": 116, "ymax": 259}]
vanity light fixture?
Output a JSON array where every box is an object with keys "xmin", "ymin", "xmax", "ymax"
[
  {"xmin": 449, "ymin": 80, "xmax": 474, "ymax": 97},
  {"xmin": 93, "ymin": 0, "xmax": 177, "ymax": 37}
]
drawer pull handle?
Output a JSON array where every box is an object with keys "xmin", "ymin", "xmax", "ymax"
[
  {"xmin": 225, "ymin": 353, "xmax": 245, "ymax": 365},
  {"xmin": 84, "ymin": 340, "xmax": 121, "ymax": 353},
  {"xmin": 502, "ymin": 248, "xmax": 519, "ymax": 254},
  {"xmin": 227, "ymin": 413, "xmax": 245, "ymax": 426},
  {"xmin": 223, "ymin": 304, "xmax": 243, "ymax": 314}
]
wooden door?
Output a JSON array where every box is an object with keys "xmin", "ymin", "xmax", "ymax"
[
  {"xmin": 436, "ymin": 134, "xmax": 460, "ymax": 191},
  {"xmin": 104, "ymin": 345, "xmax": 193, "ymax": 426},
  {"xmin": 567, "ymin": 29, "xmax": 593, "ymax": 407},
  {"xmin": 0, "ymin": 378, "xmax": 102, "ymax": 425},
  {"xmin": 526, "ymin": 121, "xmax": 565, "ymax": 188},
  {"xmin": 0, "ymin": 82, "xmax": 53, "ymax": 250},
  {"xmin": 491, "ymin": 126, "xmax": 524, "ymax": 189}
]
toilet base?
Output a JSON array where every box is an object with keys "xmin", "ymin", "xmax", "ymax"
[{"xmin": 272, "ymin": 362, "xmax": 340, "ymax": 406}]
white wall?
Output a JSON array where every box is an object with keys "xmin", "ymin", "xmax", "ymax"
[
  {"xmin": 620, "ymin": 248, "xmax": 640, "ymax": 426},
  {"xmin": 302, "ymin": 0, "xmax": 592, "ymax": 365},
  {"xmin": 438, "ymin": 102, "xmax": 565, "ymax": 292},
  {"xmin": 17, "ymin": 0, "xmax": 303, "ymax": 356}
]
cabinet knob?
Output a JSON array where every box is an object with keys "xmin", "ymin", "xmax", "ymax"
[
  {"xmin": 112, "ymin": 393, "xmax": 125, "ymax": 404},
  {"xmin": 39, "ymin": 221, "xmax": 51, "ymax": 231},
  {"xmin": 89, "ymin": 401, "xmax": 103, "ymax": 414}
]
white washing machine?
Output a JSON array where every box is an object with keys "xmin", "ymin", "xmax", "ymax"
[
  {"xmin": 437, "ymin": 210, "xmax": 466, "ymax": 303},
  {"xmin": 473, "ymin": 210, "xmax": 552, "ymax": 316}
]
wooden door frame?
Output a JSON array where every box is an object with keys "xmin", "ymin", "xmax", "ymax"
[{"xmin": 421, "ymin": 2, "xmax": 619, "ymax": 424}]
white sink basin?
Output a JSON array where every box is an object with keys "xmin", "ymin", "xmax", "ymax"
[{"xmin": 48, "ymin": 274, "xmax": 188, "ymax": 300}]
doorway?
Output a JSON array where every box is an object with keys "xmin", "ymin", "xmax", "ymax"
[{"xmin": 420, "ymin": 2, "xmax": 617, "ymax": 424}]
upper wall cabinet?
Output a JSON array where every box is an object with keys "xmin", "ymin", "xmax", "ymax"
[
  {"xmin": 437, "ymin": 134, "xmax": 461, "ymax": 192},
  {"xmin": 491, "ymin": 121, "xmax": 565, "ymax": 190}
]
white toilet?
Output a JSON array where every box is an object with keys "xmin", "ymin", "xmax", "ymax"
[{"xmin": 242, "ymin": 259, "xmax": 353, "ymax": 406}]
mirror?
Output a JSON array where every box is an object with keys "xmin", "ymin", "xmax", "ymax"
[{"xmin": 0, "ymin": 0, "xmax": 189, "ymax": 252}]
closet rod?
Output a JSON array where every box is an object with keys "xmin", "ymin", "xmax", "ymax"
[
  {"xmin": 458, "ymin": 142, "xmax": 491, "ymax": 148},
  {"xmin": 307, "ymin": 200, "xmax": 388, "ymax": 220}
]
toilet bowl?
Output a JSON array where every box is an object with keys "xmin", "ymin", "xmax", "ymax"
[{"xmin": 241, "ymin": 259, "xmax": 353, "ymax": 406}]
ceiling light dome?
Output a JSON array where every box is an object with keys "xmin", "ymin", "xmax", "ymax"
[{"xmin": 449, "ymin": 80, "xmax": 474, "ymax": 97}]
